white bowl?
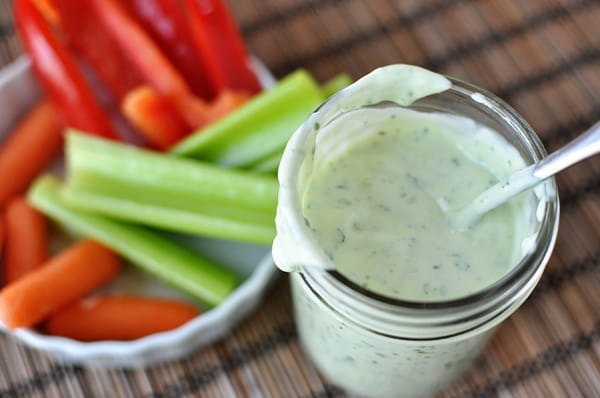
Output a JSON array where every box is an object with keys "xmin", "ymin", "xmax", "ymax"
[{"xmin": 0, "ymin": 56, "xmax": 280, "ymax": 367}]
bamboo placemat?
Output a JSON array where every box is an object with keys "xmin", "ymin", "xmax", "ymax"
[{"xmin": 1, "ymin": 0, "xmax": 599, "ymax": 397}]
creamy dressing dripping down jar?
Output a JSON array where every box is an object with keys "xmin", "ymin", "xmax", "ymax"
[{"xmin": 273, "ymin": 65, "xmax": 559, "ymax": 398}]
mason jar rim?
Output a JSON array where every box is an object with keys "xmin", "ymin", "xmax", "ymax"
[{"xmin": 286, "ymin": 75, "xmax": 560, "ymax": 333}]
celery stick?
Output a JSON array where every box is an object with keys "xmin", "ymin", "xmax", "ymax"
[
  {"xmin": 248, "ymin": 150, "xmax": 283, "ymax": 174},
  {"xmin": 28, "ymin": 174, "xmax": 239, "ymax": 307},
  {"xmin": 245, "ymin": 74, "xmax": 352, "ymax": 175},
  {"xmin": 67, "ymin": 131, "xmax": 278, "ymax": 214},
  {"xmin": 61, "ymin": 187, "xmax": 275, "ymax": 244},
  {"xmin": 321, "ymin": 73, "xmax": 353, "ymax": 98},
  {"xmin": 64, "ymin": 132, "xmax": 277, "ymax": 243},
  {"xmin": 171, "ymin": 69, "xmax": 323, "ymax": 168}
]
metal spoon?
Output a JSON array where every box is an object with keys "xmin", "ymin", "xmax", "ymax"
[{"xmin": 452, "ymin": 120, "xmax": 600, "ymax": 228}]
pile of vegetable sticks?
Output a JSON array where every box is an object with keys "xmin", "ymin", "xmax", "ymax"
[
  {"xmin": 18, "ymin": 0, "xmax": 262, "ymax": 147},
  {"xmin": 0, "ymin": 0, "xmax": 351, "ymax": 342}
]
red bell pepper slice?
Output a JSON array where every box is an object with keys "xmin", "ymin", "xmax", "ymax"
[
  {"xmin": 53, "ymin": 0, "xmax": 144, "ymax": 101},
  {"xmin": 14, "ymin": 0, "xmax": 119, "ymax": 139},
  {"xmin": 89, "ymin": 0, "xmax": 206, "ymax": 128},
  {"xmin": 184, "ymin": 0, "xmax": 261, "ymax": 95},
  {"xmin": 127, "ymin": 0, "xmax": 215, "ymax": 100}
]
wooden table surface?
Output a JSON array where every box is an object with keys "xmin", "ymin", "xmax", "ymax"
[{"xmin": 0, "ymin": 0, "xmax": 600, "ymax": 397}]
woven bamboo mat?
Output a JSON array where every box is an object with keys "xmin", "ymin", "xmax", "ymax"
[{"xmin": 0, "ymin": 0, "xmax": 599, "ymax": 397}]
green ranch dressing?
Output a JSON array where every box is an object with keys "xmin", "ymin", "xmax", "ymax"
[
  {"xmin": 274, "ymin": 65, "xmax": 537, "ymax": 302},
  {"xmin": 301, "ymin": 106, "xmax": 532, "ymax": 301}
]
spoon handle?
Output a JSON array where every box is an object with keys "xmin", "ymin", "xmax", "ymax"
[
  {"xmin": 452, "ymin": 120, "xmax": 600, "ymax": 228},
  {"xmin": 534, "ymin": 120, "xmax": 600, "ymax": 180}
]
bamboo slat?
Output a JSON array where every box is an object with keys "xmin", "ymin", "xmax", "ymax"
[{"xmin": 0, "ymin": 0, "xmax": 599, "ymax": 397}]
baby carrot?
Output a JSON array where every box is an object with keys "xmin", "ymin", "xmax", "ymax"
[
  {"xmin": 4, "ymin": 197, "xmax": 49, "ymax": 284},
  {"xmin": 121, "ymin": 85, "xmax": 189, "ymax": 150},
  {"xmin": 0, "ymin": 213, "xmax": 4, "ymax": 259},
  {"xmin": 0, "ymin": 99, "xmax": 63, "ymax": 206},
  {"xmin": 203, "ymin": 90, "xmax": 251, "ymax": 126},
  {"xmin": 45, "ymin": 294, "xmax": 199, "ymax": 341},
  {"xmin": 0, "ymin": 240, "xmax": 121, "ymax": 329}
]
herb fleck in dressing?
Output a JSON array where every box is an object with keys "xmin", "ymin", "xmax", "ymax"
[{"xmin": 301, "ymin": 106, "xmax": 530, "ymax": 301}]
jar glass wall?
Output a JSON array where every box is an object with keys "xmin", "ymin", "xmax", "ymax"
[{"xmin": 291, "ymin": 272, "xmax": 494, "ymax": 398}]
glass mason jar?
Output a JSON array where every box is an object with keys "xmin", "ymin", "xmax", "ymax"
[{"xmin": 273, "ymin": 66, "xmax": 559, "ymax": 398}]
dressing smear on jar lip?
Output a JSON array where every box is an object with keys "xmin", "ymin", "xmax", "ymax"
[{"xmin": 273, "ymin": 64, "xmax": 541, "ymax": 302}]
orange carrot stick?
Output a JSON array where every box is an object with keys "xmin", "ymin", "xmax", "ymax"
[
  {"xmin": 4, "ymin": 197, "xmax": 49, "ymax": 284},
  {"xmin": 45, "ymin": 294, "xmax": 199, "ymax": 341},
  {"xmin": 122, "ymin": 85, "xmax": 189, "ymax": 150},
  {"xmin": 203, "ymin": 90, "xmax": 251, "ymax": 126},
  {"xmin": 0, "ymin": 240, "xmax": 121, "ymax": 329},
  {"xmin": 0, "ymin": 213, "xmax": 4, "ymax": 259},
  {"xmin": 0, "ymin": 99, "xmax": 63, "ymax": 206},
  {"xmin": 32, "ymin": 0, "xmax": 60, "ymax": 26}
]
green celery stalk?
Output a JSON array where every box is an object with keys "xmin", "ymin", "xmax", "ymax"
[
  {"xmin": 248, "ymin": 150, "xmax": 283, "ymax": 174},
  {"xmin": 170, "ymin": 69, "xmax": 324, "ymax": 168},
  {"xmin": 68, "ymin": 131, "xmax": 278, "ymax": 213},
  {"xmin": 245, "ymin": 74, "xmax": 353, "ymax": 175},
  {"xmin": 61, "ymin": 188, "xmax": 275, "ymax": 244},
  {"xmin": 28, "ymin": 174, "xmax": 239, "ymax": 307},
  {"xmin": 321, "ymin": 73, "xmax": 353, "ymax": 98},
  {"xmin": 64, "ymin": 132, "xmax": 277, "ymax": 244}
]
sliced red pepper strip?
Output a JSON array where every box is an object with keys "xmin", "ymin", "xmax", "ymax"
[
  {"xmin": 184, "ymin": 0, "xmax": 261, "ymax": 95},
  {"xmin": 14, "ymin": 0, "xmax": 119, "ymax": 139},
  {"xmin": 121, "ymin": 85, "xmax": 189, "ymax": 151},
  {"xmin": 128, "ymin": 0, "xmax": 215, "ymax": 100},
  {"xmin": 89, "ymin": 0, "xmax": 206, "ymax": 128},
  {"xmin": 53, "ymin": 0, "xmax": 144, "ymax": 101}
]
